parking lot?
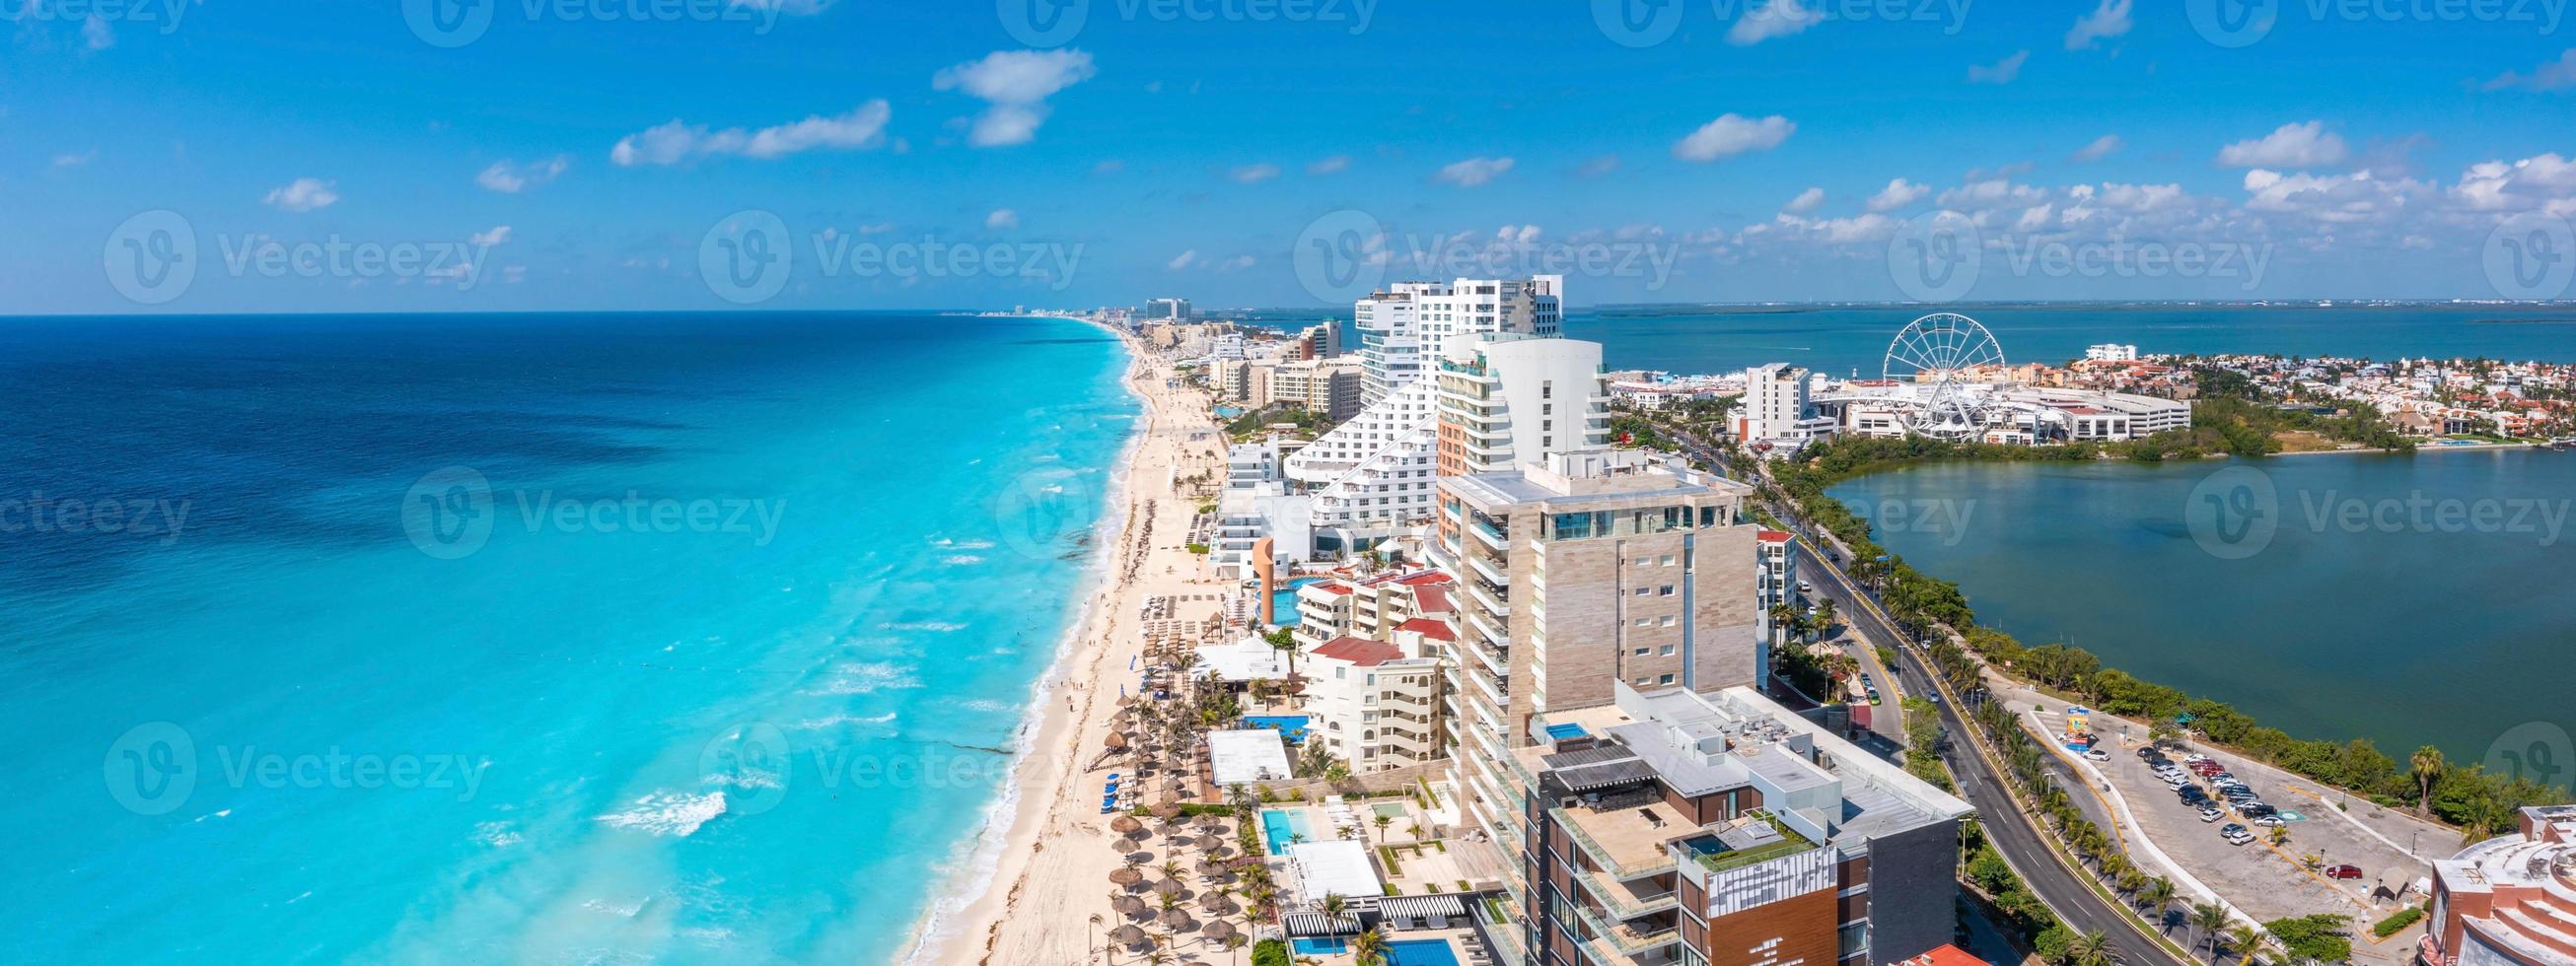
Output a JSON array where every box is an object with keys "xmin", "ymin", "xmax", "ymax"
[{"xmin": 2010, "ymin": 693, "xmax": 2461, "ymax": 961}]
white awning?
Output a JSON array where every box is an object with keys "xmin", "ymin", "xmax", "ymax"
[
  {"xmin": 1206, "ymin": 729, "xmax": 1294, "ymax": 786},
  {"xmin": 1287, "ymin": 840, "xmax": 1382, "ymax": 906}
]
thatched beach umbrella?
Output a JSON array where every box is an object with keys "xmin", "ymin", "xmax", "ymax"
[
  {"xmin": 1154, "ymin": 876, "xmax": 1185, "ymax": 897},
  {"xmin": 1110, "ymin": 894, "xmax": 1149, "ymax": 917},
  {"xmin": 1109, "ymin": 814, "xmax": 1144, "ymax": 835},
  {"xmin": 1198, "ymin": 892, "xmax": 1238, "ymax": 915},
  {"xmin": 1192, "ymin": 833, "xmax": 1224, "ymax": 851},
  {"xmin": 1104, "ymin": 732, "xmax": 1128, "ymax": 750},
  {"xmin": 1111, "ymin": 924, "xmax": 1148, "ymax": 946},
  {"xmin": 1158, "ymin": 908, "xmax": 1195, "ymax": 930},
  {"xmin": 1202, "ymin": 920, "xmax": 1239, "ymax": 944},
  {"xmin": 1109, "ymin": 866, "xmax": 1144, "ymax": 887},
  {"xmin": 1151, "ymin": 800, "xmax": 1183, "ymax": 821},
  {"xmin": 1193, "ymin": 811, "xmax": 1226, "ymax": 829}
]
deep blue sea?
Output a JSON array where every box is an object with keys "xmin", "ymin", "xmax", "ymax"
[{"xmin": 0, "ymin": 312, "xmax": 1136, "ymax": 963}]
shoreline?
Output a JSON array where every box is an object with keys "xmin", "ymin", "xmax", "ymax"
[
  {"xmin": 905, "ymin": 318, "xmax": 1232, "ymax": 965},
  {"xmin": 896, "ymin": 315, "xmax": 1152, "ymax": 965}
]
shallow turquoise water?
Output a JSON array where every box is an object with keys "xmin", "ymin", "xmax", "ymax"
[{"xmin": 0, "ymin": 312, "xmax": 1136, "ymax": 963}]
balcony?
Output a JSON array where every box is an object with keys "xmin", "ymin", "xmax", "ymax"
[
  {"xmin": 1463, "ymin": 580, "xmax": 1511, "ymax": 618},
  {"xmin": 1579, "ymin": 868, "xmax": 1681, "ymax": 921}
]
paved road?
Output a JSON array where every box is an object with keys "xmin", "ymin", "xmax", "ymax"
[{"xmin": 1782, "ymin": 505, "xmax": 2185, "ymax": 966}]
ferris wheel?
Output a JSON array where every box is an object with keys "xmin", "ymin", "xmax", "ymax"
[{"xmin": 1884, "ymin": 312, "xmax": 2007, "ymax": 439}]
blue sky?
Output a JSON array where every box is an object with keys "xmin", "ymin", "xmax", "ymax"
[{"xmin": 9, "ymin": 0, "xmax": 2576, "ymax": 311}]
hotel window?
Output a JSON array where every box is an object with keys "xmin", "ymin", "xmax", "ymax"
[
  {"xmin": 1634, "ymin": 586, "xmax": 1650, "ymax": 596},
  {"xmin": 1661, "ymin": 555, "xmax": 1675, "ymax": 566},
  {"xmin": 1657, "ymin": 674, "xmax": 1675, "ymax": 685},
  {"xmin": 1660, "ymin": 616, "xmax": 1676, "ymax": 628},
  {"xmin": 1632, "ymin": 648, "xmax": 1649, "ymax": 656},
  {"xmin": 1658, "ymin": 645, "xmax": 1675, "ymax": 656},
  {"xmin": 1659, "ymin": 586, "xmax": 1675, "ymax": 596}
]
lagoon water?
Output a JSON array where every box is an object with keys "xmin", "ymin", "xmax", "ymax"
[
  {"xmin": 0, "ymin": 312, "xmax": 1134, "ymax": 963},
  {"xmin": 1828, "ymin": 450, "xmax": 2576, "ymax": 778}
]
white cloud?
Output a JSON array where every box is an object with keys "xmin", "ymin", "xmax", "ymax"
[
  {"xmin": 1229, "ymin": 163, "xmax": 1281, "ymax": 184},
  {"xmin": 1166, "ymin": 250, "xmax": 1198, "ymax": 271},
  {"xmin": 1968, "ymin": 50, "xmax": 2029, "ymax": 85},
  {"xmin": 2094, "ymin": 181, "xmax": 2189, "ymax": 212},
  {"xmin": 611, "ymin": 101, "xmax": 892, "ymax": 166},
  {"xmin": 2449, "ymin": 154, "xmax": 2576, "ymax": 212},
  {"xmin": 82, "ymin": 14, "xmax": 111, "ymax": 50},
  {"xmin": 1434, "ymin": 157, "xmax": 1515, "ymax": 187},
  {"xmin": 262, "ymin": 177, "xmax": 339, "ymax": 212},
  {"xmin": 471, "ymin": 225, "xmax": 513, "ymax": 246},
  {"xmin": 2482, "ymin": 49, "xmax": 2576, "ymax": 92},
  {"xmin": 52, "ymin": 150, "xmax": 96, "ymax": 168},
  {"xmin": 1306, "ymin": 155, "xmax": 1350, "ymax": 175},
  {"xmin": 1672, "ymin": 113, "xmax": 1794, "ymax": 163},
  {"xmin": 2243, "ymin": 169, "xmax": 2425, "ymax": 223},
  {"xmin": 1760, "ymin": 212, "xmax": 1899, "ymax": 244},
  {"xmin": 1865, "ymin": 178, "xmax": 1930, "ymax": 212},
  {"xmin": 1727, "ymin": 0, "xmax": 1822, "ymax": 45},
  {"xmin": 933, "ymin": 49, "xmax": 1097, "ymax": 148},
  {"xmin": 2063, "ymin": 0, "xmax": 2130, "ymax": 51},
  {"xmin": 1217, "ymin": 254, "xmax": 1255, "ymax": 272},
  {"xmin": 2013, "ymin": 204, "xmax": 2056, "ymax": 232},
  {"xmin": 1093, "ymin": 159, "xmax": 1125, "ymax": 175},
  {"xmin": 476, "ymin": 155, "xmax": 570, "ymax": 192},
  {"xmin": 1497, "ymin": 224, "xmax": 1542, "ymax": 244},
  {"xmin": 2217, "ymin": 121, "xmax": 2348, "ymax": 169},
  {"xmin": 1783, "ymin": 187, "xmax": 1825, "ymax": 214},
  {"xmin": 1937, "ymin": 178, "xmax": 2047, "ymax": 210},
  {"xmin": 986, "ymin": 209, "xmax": 1019, "ymax": 230},
  {"xmin": 1576, "ymin": 155, "xmax": 1621, "ymax": 178},
  {"xmin": 2071, "ymin": 134, "xmax": 2123, "ymax": 163}
]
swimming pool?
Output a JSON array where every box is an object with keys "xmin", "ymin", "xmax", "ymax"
[
  {"xmin": 1388, "ymin": 938, "xmax": 1464, "ymax": 966},
  {"xmin": 1268, "ymin": 576, "xmax": 1325, "ymax": 627},
  {"xmin": 1242, "ymin": 715, "xmax": 1310, "ymax": 744},
  {"xmin": 1257, "ymin": 808, "xmax": 1315, "ymax": 855}
]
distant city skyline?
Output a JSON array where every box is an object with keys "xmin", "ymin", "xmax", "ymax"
[{"xmin": 12, "ymin": 0, "xmax": 2576, "ymax": 312}]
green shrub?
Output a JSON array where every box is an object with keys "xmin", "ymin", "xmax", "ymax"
[
  {"xmin": 2373, "ymin": 905, "xmax": 2427, "ymax": 938},
  {"xmin": 1251, "ymin": 938, "xmax": 1292, "ymax": 966}
]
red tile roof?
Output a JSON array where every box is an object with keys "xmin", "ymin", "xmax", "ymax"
[
  {"xmin": 1897, "ymin": 945, "xmax": 1988, "ymax": 966},
  {"xmin": 1311, "ymin": 637, "xmax": 1405, "ymax": 667},
  {"xmin": 1397, "ymin": 572, "xmax": 1451, "ymax": 586},
  {"xmin": 1756, "ymin": 529, "xmax": 1793, "ymax": 542},
  {"xmin": 1308, "ymin": 582, "xmax": 1353, "ymax": 595},
  {"xmin": 1396, "ymin": 617, "xmax": 1456, "ymax": 642},
  {"xmin": 1410, "ymin": 586, "xmax": 1452, "ymax": 614}
]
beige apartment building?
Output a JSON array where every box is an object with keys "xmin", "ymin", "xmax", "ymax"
[{"xmin": 1428, "ymin": 448, "xmax": 1763, "ymax": 847}]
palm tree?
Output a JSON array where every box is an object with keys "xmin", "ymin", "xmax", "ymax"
[
  {"xmin": 1815, "ymin": 596, "xmax": 1837, "ymax": 635},
  {"xmin": 2223, "ymin": 924, "xmax": 2269, "ymax": 965},
  {"xmin": 1319, "ymin": 892, "xmax": 1347, "ymax": 923},
  {"xmin": 2066, "ymin": 930, "xmax": 2114, "ymax": 966},
  {"xmin": 2139, "ymin": 877, "xmax": 2178, "ymax": 932},
  {"xmin": 1351, "ymin": 927, "xmax": 1390, "ymax": 966},
  {"xmin": 2189, "ymin": 901, "xmax": 2234, "ymax": 962},
  {"xmin": 2268, "ymin": 826, "xmax": 2290, "ymax": 848},
  {"xmin": 1373, "ymin": 813, "xmax": 1393, "ymax": 843},
  {"xmin": 1262, "ymin": 627, "xmax": 1299, "ymax": 677},
  {"xmin": 2410, "ymin": 744, "xmax": 2445, "ymax": 816}
]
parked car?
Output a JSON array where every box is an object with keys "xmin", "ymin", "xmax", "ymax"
[
  {"xmin": 2220, "ymin": 823, "xmax": 2248, "ymax": 836},
  {"xmin": 2137, "ymin": 747, "xmax": 2161, "ymax": 760},
  {"xmin": 2225, "ymin": 831, "xmax": 2255, "ymax": 846},
  {"xmin": 2085, "ymin": 748, "xmax": 2111, "ymax": 761},
  {"xmin": 2239, "ymin": 803, "xmax": 2277, "ymax": 818},
  {"xmin": 2326, "ymin": 864, "xmax": 2364, "ymax": 880},
  {"xmin": 2198, "ymin": 806, "xmax": 2225, "ymax": 822},
  {"xmin": 2253, "ymin": 816, "xmax": 2286, "ymax": 827}
]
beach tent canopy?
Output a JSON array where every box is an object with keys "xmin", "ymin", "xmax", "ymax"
[
  {"xmin": 1285, "ymin": 840, "xmax": 1383, "ymax": 906},
  {"xmin": 1281, "ymin": 912, "xmax": 1363, "ymax": 936},
  {"xmin": 1206, "ymin": 729, "xmax": 1294, "ymax": 786},
  {"xmin": 1191, "ymin": 636, "xmax": 1290, "ymax": 683}
]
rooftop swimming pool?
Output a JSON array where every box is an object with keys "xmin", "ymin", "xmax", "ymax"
[
  {"xmin": 1257, "ymin": 808, "xmax": 1315, "ymax": 856},
  {"xmin": 1268, "ymin": 576, "xmax": 1325, "ymax": 627},
  {"xmin": 1388, "ymin": 938, "xmax": 1464, "ymax": 966},
  {"xmin": 1242, "ymin": 715, "xmax": 1310, "ymax": 744}
]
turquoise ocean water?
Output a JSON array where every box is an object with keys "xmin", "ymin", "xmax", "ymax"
[{"xmin": 0, "ymin": 312, "xmax": 1136, "ymax": 963}]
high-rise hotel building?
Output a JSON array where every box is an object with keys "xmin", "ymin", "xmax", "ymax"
[
  {"xmin": 1436, "ymin": 333, "xmax": 1613, "ymax": 477},
  {"xmin": 1430, "ymin": 450, "xmax": 1970, "ymax": 966}
]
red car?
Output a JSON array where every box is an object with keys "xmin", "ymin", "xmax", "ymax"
[{"xmin": 2325, "ymin": 864, "xmax": 2364, "ymax": 880}]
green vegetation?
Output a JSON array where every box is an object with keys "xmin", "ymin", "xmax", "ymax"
[
  {"xmin": 1964, "ymin": 820, "xmax": 2067, "ymax": 954},
  {"xmin": 2262, "ymin": 913, "xmax": 2354, "ymax": 962},
  {"xmin": 1185, "ymin": 542, "xmax": 1210, "ymax": 555},
  {"xmin": 1224, "ymin": 404, "xmax": 1327, "ymax": 438},
  {"xmin": 1772, "ymin": 437, "xmax": 2567, "ymax": 836},
  {"xmin": 2373, "ymin": 904, "xmax": 2427, "ymax": 937},
  {"xmin": 1608, "ymin": 409, "xmax": 1678, "ymax": 451},
  {"xmin": 1899, "ymin": 697, "xmax": 1954, "ymax": 793},
  {"xmin": 1692, "ymin": 813, "xmax": 1815, "ymax": 873},
  {"xmin": 1251, "ymin": 937, "xmax": 1292, "ymax": 966}
]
